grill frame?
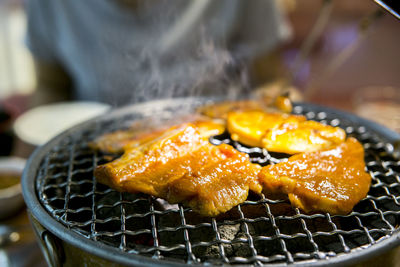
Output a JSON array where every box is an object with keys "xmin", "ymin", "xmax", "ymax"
[{"xmin": 22, "ymin": 97, "xmax": 400, "ymax": 266}]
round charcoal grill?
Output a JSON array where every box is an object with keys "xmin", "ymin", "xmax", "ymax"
[{"xmin": 22, "ymin": 98, "xmax": 400, "ymax": 266}]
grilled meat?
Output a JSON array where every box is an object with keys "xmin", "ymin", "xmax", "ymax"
[
  {"xmin": 93, "ymin": 105, "xmax": 369, "ymax": 216},
  {"xmin": 227, "ymin": 110, "xmax": 346, "ymax": 154},
  {"xmin": 197, "ymin": 100, "xmax": 273, "ymax": 120},
  {"xmin": 167, "ymin": 144, "xmax": 262, "ymax": 216},
  {"xmin": 90, "ymin": 126, "xmax": 165, "ymax": 154},
  {"xmin": 95, "ymin": 123, "xmax": 261, "ymax": 217},
  {"xmin": 197, "ymin": 95, "xmax": 294, "ymax": 121},
  {"xmin": 258, "ymin": 137, "xmax": 371, "ymax": 214},
  {"xmin": 90, "ymin": 118, "xmax": 225, "ymax": 154}
]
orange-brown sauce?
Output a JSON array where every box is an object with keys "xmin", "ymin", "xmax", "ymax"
[
  {"xmin": 259, "ymin": 137, "xmax": 371, "ymax": 214},
  {"xmin": 95, "ymin": 123, "xmax": 260, "ymax": 216},
  {"xmin": 227, "ymin": 110, "xmax": 346, "ymax": 154}
]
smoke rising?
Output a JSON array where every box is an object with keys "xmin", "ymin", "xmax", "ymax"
[
  {"xmin": 105, "ymin": 34, "xmax": 247, "ymax": 106},
  {"xmin": 85, "ymin": 0, "xmax": 290, "ymax": 107},
  {"xmin": 92, "ymin": 1, "xmax": 251, "ymax": 107}
]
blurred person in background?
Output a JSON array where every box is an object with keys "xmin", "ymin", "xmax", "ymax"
[{"xmin": 25, "ymin": 0, "xmax": 291, "ymax": 107}]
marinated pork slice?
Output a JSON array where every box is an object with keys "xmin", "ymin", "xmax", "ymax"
[
  {"xmin": 90, "ymin": 118, "xmax": 225, "ymax": 154},
  {"xmin": 258, "ymin": 137, "xmax": 371, "ymax": 214},
  {"xmin": 90, "ymin": 127, "xmax": 166, "ymax": 154},
  {"xmin": 197, "ymin": 100, "xmax": 272, "ymax": 120},
  {"xmin": 197, "ymin": 96, "xmax": 293, "ymax": 120},
  {"xmin": 227, "ymin": 110, "xmax": 345, "ymax": 154},
  {"xmin": 167, "ymin": 144, "xmax": 262, "ymax": 217},
  {"xmin": 262, "ymin": 120, "xmax": 346, "ymax": 154},
  {"xmin": 95, "ymin": 123, "xmax": 261, "ymax": 216}
]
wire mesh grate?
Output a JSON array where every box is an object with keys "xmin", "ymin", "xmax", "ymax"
[{"xmin": 35, "ymin": 103, "xmax": 400, "ymax": 266}]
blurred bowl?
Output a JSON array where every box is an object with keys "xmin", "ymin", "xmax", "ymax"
[
  {"xmin": 0, "ymin": 157, "xmax": 26, "ymax": 219},
  {"xmin": 13, "ymin": 101, "xmax": 110, "ymax": 146}
]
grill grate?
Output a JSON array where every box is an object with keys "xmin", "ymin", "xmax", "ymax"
[{"xmin": 35, "ymin": 102, "xmax": 400, "ymax": 266}]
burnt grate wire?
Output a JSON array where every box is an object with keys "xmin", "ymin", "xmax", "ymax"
[{"xmin": 35, "ymin": 103, "xmax": 400, "ymax": 266}]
